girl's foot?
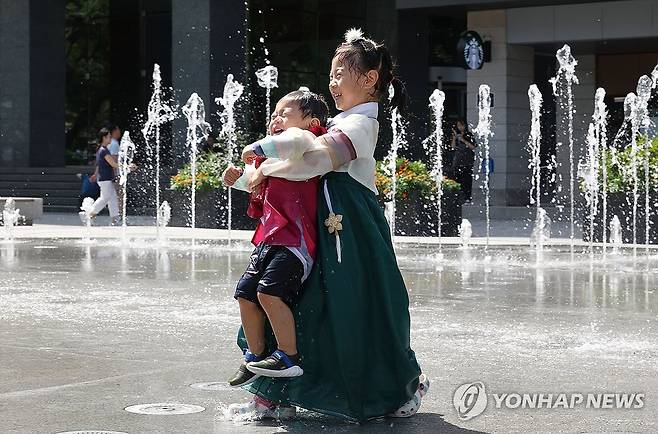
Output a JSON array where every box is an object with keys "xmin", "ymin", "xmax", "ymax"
[
  {"xmin": 389, "ymin": 374, "xmax": 430, "ymax": 418},
  {"xmin": 226, "ymin": 395, "xmax": 296, "ymax": 421},
  {"xmin": 246, "ymin": 349, "xmax": 303, "ymax": 378}
]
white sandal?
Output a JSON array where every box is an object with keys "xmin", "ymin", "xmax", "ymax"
[{"xmin": 389, "ymin": 374, "xmax": 430, "ymax": 418}]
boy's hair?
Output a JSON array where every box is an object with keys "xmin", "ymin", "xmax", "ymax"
[
  {"xmin": 333, "ymin": 28, "xmax": 407, "ymax": 114},
  {"xmin": 97, "ymin": 127, "xmax": 111, "ymax": 144},
  {"xmin": 282, "ymin": 90, "xmax": 329, "ymax": 127}
]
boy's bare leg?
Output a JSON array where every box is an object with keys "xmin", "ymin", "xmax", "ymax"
[
  {"xmin": 238, "ymin": 298, "xmax": 266, "ymax": 355},
  {"xmin": 257, "ymin": 293, "xmax": 297, "ymax": 355}
]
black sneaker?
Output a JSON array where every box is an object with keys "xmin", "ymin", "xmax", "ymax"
[
  {"xmin": 228, "ymin": 351, "xmax": 262, "ymax": 387},
  {"xmin": 228, "ymin": 362, "xmax": 259, "ymax": 387},
  {"xmin": 246, "ymin": 349, "xmax": 303, "ymax": 378}
]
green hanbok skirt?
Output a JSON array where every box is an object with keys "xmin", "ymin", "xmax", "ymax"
[{"xmin": 237, "ymin": 171, "xmax": 421, "ymax": 423}]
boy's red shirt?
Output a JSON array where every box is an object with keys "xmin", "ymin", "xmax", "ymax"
[{"xmin": 246, "ymin": 125, "xmax": 327, "ymax": 260}]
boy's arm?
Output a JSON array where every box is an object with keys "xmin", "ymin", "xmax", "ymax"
[{"xmin": 231, "ymin": 164, "xmax": 255, "ymax": 192}]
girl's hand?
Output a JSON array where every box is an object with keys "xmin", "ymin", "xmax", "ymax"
[
  {"xmin": 248, "ymin": 165, "xmax": 266, "ymax": 191},
  {"xmin": 242, "ymin": 147, "xmax": 257, "ymax": 164},
  {"xmin": 222, "ymin": 165, "xmax": 243, "ymax": 187}
]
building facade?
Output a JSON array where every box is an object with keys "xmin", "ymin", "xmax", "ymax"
[
  {"xmin": 1, "ymin": 0, "xmax": 656, "ymax": 214},
  {"xmin": 398, "ymin": 0, "xmax": 658, "ymax": 208}
]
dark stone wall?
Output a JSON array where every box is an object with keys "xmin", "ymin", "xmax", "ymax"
[{"xmin": 29, "ymin": 0, "xmax": 66, "ymax": 166}]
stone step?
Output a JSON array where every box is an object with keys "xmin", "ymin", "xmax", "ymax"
[
  {"xmin": 44, "ymin": 204, "xmax": 80, "ymax": 213},
  {"xmin": 0, "ymin": 180, "xmax": 81, "ymax": 190},
  {"xmin": 0, "ymin": 165, "xmax": 94, "ymax": 174},
  {"xmin": 0, "ymin": 173, "xmax": 87, "ymax": 183},
  {"xmin": 0, "ymin": 189, "xmax": 80, "ymax": 197}
]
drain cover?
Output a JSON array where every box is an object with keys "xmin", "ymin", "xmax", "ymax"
[
  {"xmin": 190, "ymin": 382, "xmax": 232, "ymax": 391},
  {"xmin": 124, "ymin": 403, "xmax": 205, "ymax": 415},
  {"xmin": 56, "ymin": 431, "xmax": 128, "ymax": 434}
]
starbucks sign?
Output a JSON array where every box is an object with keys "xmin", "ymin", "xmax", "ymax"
[{"xmin": 457, "ymin": 31, "xmax": 484, "ymax": 70}]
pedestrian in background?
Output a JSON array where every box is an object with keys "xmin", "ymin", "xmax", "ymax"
[{"xmin": 450, "ymin": 119, "xmax": 477, "ymax": 203}]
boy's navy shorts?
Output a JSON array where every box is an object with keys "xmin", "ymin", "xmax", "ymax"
[{"xmin": 234, "ymin": 243, "xmax": 304, "ymax": 307}]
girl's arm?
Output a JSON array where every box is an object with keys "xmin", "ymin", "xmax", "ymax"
[
  {"xmin": 244, "ymin": 127, "xmax": 316, "ymax": 162},
  {"xmin": 257, "ymin": 130, "xmax": 357, "ymax": 181}
]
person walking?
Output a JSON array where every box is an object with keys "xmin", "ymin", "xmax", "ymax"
[
  {"xmin": 107, "ymin": 125, "xmax": 125, "ymax": 216},
  {"xmin": 87, "ymin": 127, "xmax": 121, "ymax": 225}
]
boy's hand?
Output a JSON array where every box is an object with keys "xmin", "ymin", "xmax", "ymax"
[
  {"xmin": 248, "ymin": 165, "xmax": 266, "ymax": 191},
  {"xmin": 222, "ymin": 165, "xmax": 243, "ymax": 187},
  {"xmin": 242, "ymin": 147, "xmax": 258, "ymax": 164}
]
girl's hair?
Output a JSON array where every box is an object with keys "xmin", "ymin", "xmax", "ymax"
[
  {"xmin": 97, "ymin": 127, "xmax": 111, "ymax": 144},
  {"xmin": 283, "ymin": 89, "xmax": 330, "ymax": 126},
  {"xmin": 333, "ymin": 28, "xmax": 407, "ymax": 114}
]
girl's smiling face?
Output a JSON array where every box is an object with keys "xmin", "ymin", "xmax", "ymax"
[{"xmin": 329, "ymin": 56, "xmax": 378, "ymax": 112}]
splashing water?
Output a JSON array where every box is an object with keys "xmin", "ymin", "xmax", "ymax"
[
  {"xmin": 384, "ymin": 84, "xmax": 405, "ymax": 239},
  {"xmin": 216, "ymin": 74, "xmax": 244, "ymax": 242},
  {"xmin": 429, "ymin": 89, "xmax": 446, "ymax": 245},
  {"xmin": 158, "ymin": 201, "xmax": 171, "ymax": 228},
  {"xmin": 79, "ymin": 197, "xmax": 95, "ymax": 242},
  {"xmin": 609, "ymin": 215, "xmax": 623, "ymax": 255},
  {"xmin": 592, "ymin": 88, "xmax": 608, "ymax": 255},
  {"xmin": 531, "ymin": 207, "xmax": 552, "ymax": 257},
  {"xmin": 622, "ymin": 93, "xmax": 641, "ymax": 254},
  {"xmin": 580, "ymin": 123, "xmax": 599, "ymax": 254},
  {"xmin": 182, "ymin": 93, "xmax": 210, "ymax": 232},
  {"xmin": 458, "ymin": 218, "xmax": 472, "ymax": 248},
  {"xmin": 157, "ymin": 201, "xmax": 171, "ymax": 245},
  {"xmin": 636, "ymin": 75, "xmax": 653, "ymax": 254},
  {"xmin": 474, "ymin": 84, "xmax": 493, "ymax": 249},
  {"xmin": 2, "ymin": 198, "xmax": 21, "ymax": 241},
  {"xmin": 118, "ymin": 131, "xmax": 136, "ymax": 242},
  {"xmin": 528, "ymin": 84, "xmax": 543, "ymax": 209},
  {"xmin": 255, "ymin": 65, "xmax": 278, "ymax": 131},
  {"xmin": 549, "ymin": 44, "xmax": 579, "ymax": 257},
  {"xmin": 142, "ymin": 64, "xmax": 177, "ymax": 233}
]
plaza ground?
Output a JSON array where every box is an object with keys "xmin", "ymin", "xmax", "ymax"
[{"xmin": 0, "ymin": 215, "xmax": 656, "ymax": 434}]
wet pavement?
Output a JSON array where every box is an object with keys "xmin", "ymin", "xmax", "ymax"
[{"xmin": 1, "ymin": 238, "xmax": 657, "ymax": 434}]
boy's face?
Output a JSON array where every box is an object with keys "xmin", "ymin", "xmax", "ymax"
[
  {"xmin": 269, "ymin": 99, "xmax": 315, "ymax": 135},
  {"xmin": 111, "ymin": 128, "xmax": 121, "ymax": 140}
]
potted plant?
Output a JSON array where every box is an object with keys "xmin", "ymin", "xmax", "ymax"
[
  {"xmin": 166, "ymin": 150, "xmax": 254, "ymax": 230},
  {"xmin": 376, "ymin": 158, "xmax": 462, "ymax": 236}
]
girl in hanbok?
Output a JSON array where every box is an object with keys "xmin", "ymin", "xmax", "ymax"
[{"xmin": 228, "ymin": 28, "xmax": 429, "ymax": 423}]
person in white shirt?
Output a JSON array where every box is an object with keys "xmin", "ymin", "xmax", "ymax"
[{"xmin": 107, "ymin": 125, "xmax": 123, "ymax": 217}]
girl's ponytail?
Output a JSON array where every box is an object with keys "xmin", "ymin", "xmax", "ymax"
[{"xmin": 335, "ymin": 28, "xmax": 407, "ymax": 113}]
